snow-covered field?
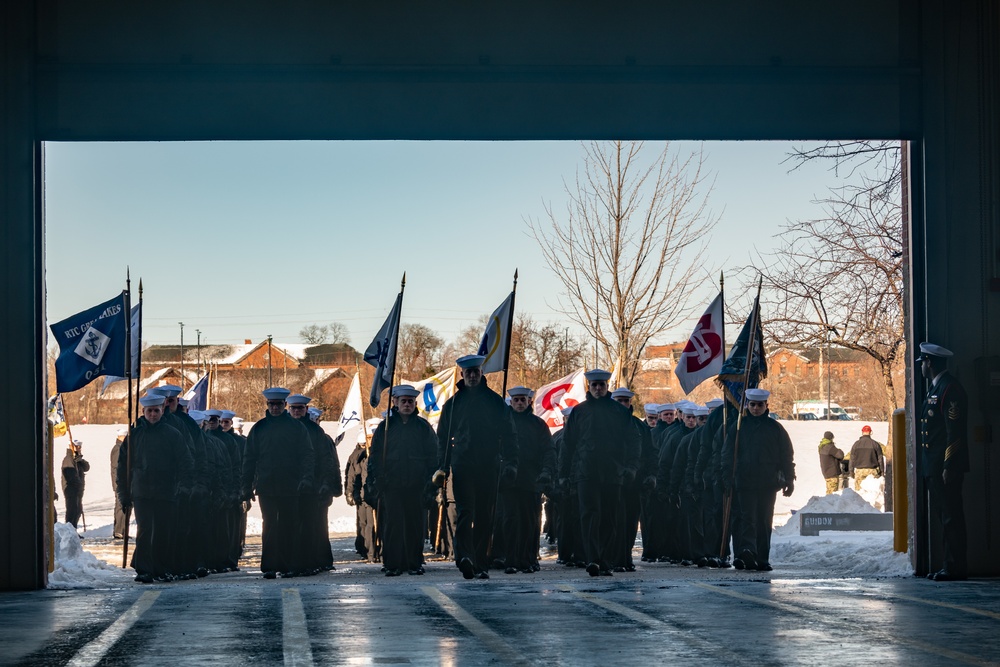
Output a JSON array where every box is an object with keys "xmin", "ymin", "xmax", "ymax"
[{"xmin": 49, "ymin": 419, "xmax": 913, "ymax": 587}]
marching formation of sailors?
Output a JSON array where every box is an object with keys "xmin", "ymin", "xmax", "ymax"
[{"xmin": 118, "ymin": 356, "xmax": 796, "ymax": 582}]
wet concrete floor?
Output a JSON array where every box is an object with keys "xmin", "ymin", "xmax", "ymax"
[{"xmin": 3, "ymin": 540, "xmax": 999, "ymax": 666}]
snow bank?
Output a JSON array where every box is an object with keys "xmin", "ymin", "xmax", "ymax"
[
  {"xmin": 48, "ymin": 523, "xmax": 131, "ymax": 589},
  {"xmin": 774, "ymin": 488, "xmax": 880, "ymax": 537},
  {"xmin": 771, "ymin": 532, "xmax": 912, "ymax": 577}
]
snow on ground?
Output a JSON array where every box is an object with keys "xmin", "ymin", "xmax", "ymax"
[
  {"xmin": 49, "ymin": 419, "xmax": 913, "ymax": 587},
  {"xmin": 48, "ymin": 522, "xmax": 132, "ymax": 589}
]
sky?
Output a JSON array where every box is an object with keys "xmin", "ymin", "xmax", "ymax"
[{"xmin": 43, "ymin": 140, "xmax": 841, "ymax": 352}]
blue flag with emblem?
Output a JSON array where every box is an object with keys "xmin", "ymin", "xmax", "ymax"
[
  {"xmin": 715, "ymin": 296, "xmax": 767, "ymax": 409},
  {"xmin": 49, "ymin": 292, "xmax": 129, "ymax": 393},
  {"xmin": 364, "ymin": 292, "xmax": 403, "ymax": 407},
  {"xmin": 99, "ymin": 302, "xmax": 143, "ymax": 395},
  {"xmin": 477, "ymin": 292, "xmax": 514, "ymax": 375}
]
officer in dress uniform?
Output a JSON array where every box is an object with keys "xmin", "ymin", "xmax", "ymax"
[{"xmin": 917, "ymin": 342, "xmax": 969, "ymax": 581}]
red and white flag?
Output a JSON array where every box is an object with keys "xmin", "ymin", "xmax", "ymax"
[
  {"xmin": 675, "ymin": 292, "xmax": 725, "ymax": 394},
  {"xmin": 533, "ymin": 368, "xmax": 587, "ymax": 433}
]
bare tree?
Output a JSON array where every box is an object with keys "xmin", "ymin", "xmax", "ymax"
[
  {"xmin": 299, "ymin": 324, "xmax": 329, "ymax": 345},
  {"xmin": 327, "ymin": 322, "xmax": 351, "ymax": 346},
  {"xmin": 397, "ymin": 323, "xmax": 445, "ymax": 378},
  {"xmin": 527, "ymin": 141, "xmax": 718, "ymax": 387},
  {"xmin": 753, "ymin": 163, "xmax": 904, "ymax": 417}
]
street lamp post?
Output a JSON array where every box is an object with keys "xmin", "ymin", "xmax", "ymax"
[
  {"xmin": 196, "ymin": 329, "xmax": 202, "ymax": 375},
  {"xmin": 267, "ymin": 334, "xmax": 273, "ymax": 386},
  {"xmin": 179, "ymin": 322, "xmax": 185, "ymax": 390}
]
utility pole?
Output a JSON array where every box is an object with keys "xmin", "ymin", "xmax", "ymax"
[
  {"xmin": 179, "ymin": 322, "xmax": 185, "ymax": 390},
  {"xmin": 267, "ymin": 334, "xmax": 273, "ymax": 386},
  {"xmin": 196, "ymin": 329, "xmax": 202, "ymax": 375}
]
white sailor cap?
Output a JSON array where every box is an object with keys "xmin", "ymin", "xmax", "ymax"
[
  {"xmin": 365, "ymin": 417, "xmax": 382, "ymax": 435},
  {"xmin": 916, "ymin": 342, "xmax": 954, "ymax": 361},
  {"xmin": 643, "ymin": 403, "xmax": 659, "ymax": 415},
  {"xmin": 189, "ymin": 410, "xmax": 206, "ymax": 424},
  {"xmin": 220, "ymin": 410, "xmax": 237, "ymax": 420},
  {"xmin": 611, "ymin": 387, "xmax": 634, "ymax": 399},
  {"xmin": 233, "ymin": 417, "xmax": 244, "ymax": 425},
  {"xmin": 286, "ymin": 394, "xmax": 311, "ymax": 406},
  {"xmin": 706, "ymin": 398, "xmax": 725, "ymax": 409},
  {"xmin": 561, "ymin": 406, "xmax": 574, "ymax": 417},
  {"xmin": 745, "ymin": 388, "xmax": 771, "ymax": 401},
  {"xmin": 507, "ymin": 386, "xmax": 532, "ymax": 398},
  {"xmin": 72, "ymin": 439, "xmax": 83, "ymax": 447},
  {"xmin": 307, "ymin": 407, "xmax": 322, "ymax": 418},
  {"xmin": 694, "ymin": 406, "xmax": 711, "ymax": 417},
  {"xmin": 139, "ymin": 394, "xmax": 165, "ymax": 407},
  {"xmin": 262, "ymin": 387, "xmax": 291, "ymax": 401},
  {"xmin": 204, "ymin": 409, "xmax": 222, "ymax": 418},
  {"xmin": 356, "ymin": 431, "xmax": 368, "ymax": 444},
  {"xmin": 584, "ymin": 369, "xmax": 612, "ymax": 382},
  {"xmin": 456, "ymin": 354, "xmax": 486, "ymax": 369},
  {"xmin": 116, "ymin": 428, "xmax": 128, "ymax": 437},
  {"xmin": 157, "ymin": 384, "xmax": 182, "ymax": 397},
  {"xmin": 177, "ymin": 397, "xmax": 190, "ymax": 407},
  {"xmin": 658, "ymin": 403, "xmax": 676, "ymax": 413},
  {"xmin": 391, "ymin": 385, "xmax": 419, "ymax": 398}
]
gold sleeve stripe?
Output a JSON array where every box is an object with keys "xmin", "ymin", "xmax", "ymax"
[{"xmin": 945, "ymin": 443, "xmax": 962, "ymax": 460}]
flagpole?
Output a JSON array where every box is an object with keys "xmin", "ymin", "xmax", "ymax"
[
  {"xmin": 124, "ymin": 279, "xmax": 141, "ymax": 568},
  {"xmin": 133, "ymin": 280, "xmax": 143, "ymax": 427},
  {"xmin": 125, "ymin": 271, "xmax": 133, "ymax": 444},
  {"xmin": 500, "ymin": 269, "xmax": 517, "ymax": 397},
  {"xmin": 719, "ymin": 275, "xmax": 763, "ymax": 560}
]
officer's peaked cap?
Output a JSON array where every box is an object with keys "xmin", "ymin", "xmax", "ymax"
[{"xmin": 916, "ymin": 342, "xmax": 953, "ymax": 361}]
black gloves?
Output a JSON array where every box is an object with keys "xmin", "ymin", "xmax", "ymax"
[{"xmin": 500, "ymin": 465, "xmax": 518, "ymax": 484}]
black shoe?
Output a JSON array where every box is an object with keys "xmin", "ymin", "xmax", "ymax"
[
  {"xmin": 718, "ymin": 559, "xmax": 732, "ymax": 569},
  {"xmin": 279, "ymin": 571, "xmax": 297, "ymax": 578},
  {"xmin": 459, "ymin": 557, "xmax": 475, "ymax": 580},
  {"xmin": 757, "ymin": 562, "xmax": 773, "ymax": 572},
  {"xmin": 504, "ymin": 567, "xmax": 518, "ymax": 574},
  {"xmin": 196, "ymin": 567, "xmax": 209, "ymax": 578},
  {"xmin": 520, "ymin": 568, "xmax": 535, "ymax": 574},
  {"xmin": 625, "ymin": 564, "xmax": 636, "ymax": 572},
  {"xmin": 599, "ymin": 569, "xmax": 613, "ymax": 576},
  {"xmin": 612, "ymin": 566, "xmax": 626, "ymax": 573},
  {"xmin": 476, "ymin": 571, "xmax": 490, "ymax": 580},
  {"xmin": 556, "ymin": 559, "xmax": 567, "ymax": 565},
  {"xmin": 932, "ymin": 570, "xmax": 967, "ymax": 581},
  {"xmin": 385, "ymin": 569, "xmax": 401, "ymax": 577},
  {"xmin": 733, "ymin": 558, "xmax": 746, "ymax": 570},
  {"xmin": 656, "ymin": 556, "xmax": 671, "ymax": 563},
  {"xmin": 737, "ymin": 550, "xmax": 757, "ymax": 571},
  {"xmin": 134, "ymin": 573, "xmax": 153, "ymax": 584},
  {"xmin": 586, "ymin": 562, "xmax": 600, "ymax": 577},
  {"xmin": 697, "ymin": 557, "xmax": 709, "ymax": 568},
  {"xmin": 407, "ymin": 569, "xmax": 424, "ymax": 576},
  {"xmin": 575, "ymin": 561, "xmax": 587, "ymax": 568},
  {"xmin": 680, "ymin": 560, "xmax": 693, "ymax": 567},
  {"xmin": 263, "ymin": 571, "xmax": 276, "ymax": 579}
]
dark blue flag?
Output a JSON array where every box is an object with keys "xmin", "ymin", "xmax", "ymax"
[
  {"xmin": 364, "ymin": 292, "xmax": 403, "ymax": 407},
  {"xmin": 716, "ymin": 298, "xmax": 767, "ymax": 408},
  {"xmin": 183, "ymin": 374, "xmax": 209, "ymax": 412},
  {"xmin": 49, "ymin": 292, "xmax": 129, "ymax": 393}
]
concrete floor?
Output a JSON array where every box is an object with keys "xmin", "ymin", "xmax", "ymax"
[{"xmin": 3, "ymin": 538, "xmax": 999, "ymax": 666}]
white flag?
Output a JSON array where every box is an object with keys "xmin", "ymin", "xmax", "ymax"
[
  {"xmin": 401, "ymin": 366, "xmax": 458, "ymax": 428},
  {"xmin": 335, "ymin": 372, "xmax": 364, "ymax": 445},
  {"xmin": 477, "ymin": 292, "xmax": 514, "ymax": 374},
  {"xmin": 363, "ymin": 292, "xmax": 403, "ymax": 407},
  {"xmin": 533, "ymin": 368, "xmax": 588, "ymax": 433},
  {"xmin": 675, "ymin": 292, "xmax": 725, "ymax": 394}
]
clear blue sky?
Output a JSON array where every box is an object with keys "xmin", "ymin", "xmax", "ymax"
[{"xmin": 43, "ymin": 140, "xmax": 838, "ymax": 351}]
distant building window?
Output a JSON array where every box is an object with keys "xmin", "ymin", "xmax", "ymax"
[{"xmin": 842, "ymin": 368, "xmax": 849, "ymax": 377}]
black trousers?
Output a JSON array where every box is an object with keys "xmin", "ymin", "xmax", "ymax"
[
  {"xmin": 616, "ymin": 483, "xmax": 641, "ymax": 567},
  {"xmin": 300, "ymin": 496, "xmax": 333, "ymax": 570},
  {"xmin": 381, "ymin": 488, "xmax": 426, "ymax": 572},
  {"xmin": 131, "ymin": 499, "xmax": 176, "ymax": 577},
  {"xmin": 452, "ymin": 465, "xmax": 499, "ymax": 572},
  {"xmin": 499, "ymin": 487, "xmax": 542, "ymax": 570},
  {"xmin": 64, "ymin": 490, "xmax": 84, "ymax": 529},
  {"xmin": 926, "ymin": 474, "xmax": 968, "ymax": 576},
  {"xmin": 558, "ymin": 486, "xmax": 581, "ymax": 563},
  {"xmin": 639, "ymin": 492, "xmax": 668, "ymax": 560},
  {"xmin": 731, "ymin": 487, "xmax": 776, "ymax": 564},
  {"xmin": 258, "ymin": 495, "xmax": 302, "ymax": 574},
  {"xmin": 577, "ymin": 480, "xmax": 621, "ymax": 569},
  {"xmin": 113, "ymin": 497, "xmax": 128, "ymax": 538}
]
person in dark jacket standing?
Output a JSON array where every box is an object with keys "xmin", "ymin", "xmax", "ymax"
[
  {"xmin": 111, "ymin": 429, "xmax": 128, "ymax": 539},
  {"xmin": 61, "ymin": 439, "xmax": 90, "ymax": 529},
  {"xmin": 849, "ymin": 425, "xmax": 885, "ymax": 491},
  {"xmin": 117, "ymin": 394, "xmax": 194, "ymax": 583},
  {"xmin": 432, "ymin": 354, "xmax": 518, "ymax": 580},
  {"xmin": 917, "ymin": 342, "xmax": 969, "ymax": 581},
  {"xmin": 559, "ymin": 369, "xmax": 641, "ymax": 577},
  {"xmin": 287, "ymin": 394, "xmax": 342, "ymax": 574},
  {"xmin": 368, "ymin": 385, "xmax": 438, "ymax": 576},
  {"xmin": 818, "ymin": 431, "xmax": 845, "ymax": 494},
  {"xmin": 611, "ymin": 389, "xmax": 655, "ymax": 572},
  {"xmin": 721, "ymin": 389, "xmax": 795, "ymax": 572},
  {"xmin": 499, "ymin": 386, "xmax": 555, "ymax": 574},
  {"xmin": 241, "ymin": 387, "xmax": 316, "ymax": 579}
]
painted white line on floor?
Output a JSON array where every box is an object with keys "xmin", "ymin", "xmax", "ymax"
[
  {"xmin": 556, "ymin": 584, "xmax": 747, "ymax": 664},
  {"xmin": 282, "ymin": 588, "xmax": 314, "ymax": 667},
  {"xmin": 887, "ymin": 591, "xmax": 1000, "ymax": 621},
  {"xmin": 421, "ymin": 586, "xmax": 535, "ymax": 667},
  {"xmin": 66, "ymin": 590, "xmax": 161, "ymax": 667},
  {"xmin": 694, "ymin": 582, "xmax": 995, "ymax": 666}
]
